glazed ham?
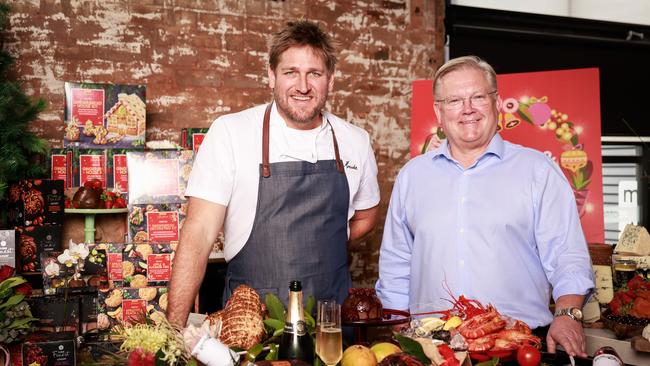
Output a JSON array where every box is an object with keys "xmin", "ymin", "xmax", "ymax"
[{"xmin": 206, "ymin": 285, "xmax": 266, "ymax": 350}]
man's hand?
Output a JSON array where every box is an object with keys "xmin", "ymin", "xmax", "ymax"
[{"xmin": 546, "ymin": 315, "xmax": 587, "ymax": 357}]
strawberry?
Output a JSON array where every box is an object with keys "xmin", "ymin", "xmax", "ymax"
[
  {"xmin": 113, "ymin": 197, "xmax": 127, "ymax": 208},
  {"xmin": 104, "ymin": 200, "xmax": 114, "ymax": 209}
]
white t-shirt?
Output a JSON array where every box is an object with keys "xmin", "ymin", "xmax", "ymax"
[{"xmin": 186, "ymin": 103, "xmax": 381, "ymax": 261}]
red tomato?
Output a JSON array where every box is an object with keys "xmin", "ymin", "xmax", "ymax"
[{"xmin": 517, "ymin": 345, "xmax": 541, "ymax": 366}]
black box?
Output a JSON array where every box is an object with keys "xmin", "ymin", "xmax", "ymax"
[
  {"xmin": 16, "ymin": 225, "xmax": 62, "ymax": 273},
  {"xmin": 0, "ymin": 230, "xmax": 16, "ymax": 268},
  {"xmin": 28, "ymin": 295, "xmax": 80, "ymax": 334},
  {"xmin": 7, "ymin": 179, "xmax": 65, "ymax": 227},
  {"xmin": 22, "ymin": 331, "xmax": 76, "ymax": 366}
]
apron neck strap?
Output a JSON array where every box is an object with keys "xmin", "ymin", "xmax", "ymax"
[{"xmin": 262, "ymin": 102, "xmax": 344, "ymax": 177}]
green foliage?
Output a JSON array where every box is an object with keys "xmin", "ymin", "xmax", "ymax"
[
  {"xmin": 394, "ymin": 333, "xmax": 430, "ymax": 364},
  {"xmin": 0, "ymin": 3, "xmax": 48, "ymax": 204}
]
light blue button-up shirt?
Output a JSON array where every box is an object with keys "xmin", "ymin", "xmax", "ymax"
[{"xmin": 376, "ymin": 134, "xmax": 595, "ymax": 328}]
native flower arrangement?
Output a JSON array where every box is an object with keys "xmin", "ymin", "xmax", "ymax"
[
  {"xmin": 116, "ymin": 320, "xmax": 196, "ymax": 366},
  {"xmin": 0, "ymin": 265, "xmax": 36, "ymax": 344}
]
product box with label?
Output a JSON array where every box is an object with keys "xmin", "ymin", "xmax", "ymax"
[
  {"xmin": 0, "ymin": 230, "xmax": 16, "ymax": 268},
  {"xmin": 122, "ymin": 243, "xmax": 174, "ymax": 287},
  {"xmin": 63, "ymin": 82, "xmax": 146, "ymax": 149},
  {"xmin": 181, "ymin": 127, "xmax": 209, "ymax": 154},
  {"xmin": 16, "ymin": 225, "xmax": 62, "ymax": 273},
  {"xmin": 98, "ymin": 243, "xmax": 125, "ymax": 288},
  {"xmin": 80, "ymin": 293, "xmax": 99, "ymax": 334},
  {"xmin": 106, "ymin": 148, "xmax": 134, "ymax": 195},
  {"xmin": 126, "ymin": 150, "xmax": 193, "ymax": 204},
  {"xmin": 7, "ymin": 180, "xmax": 65, "ymax": 227},
  {"xmin": 28, "ymin": 296, "xmax": 80, "ymax": 333},
  {"xmin": 41, "ymin": 247, "xmax": 107, "ymax": 295},
  {"xmin": 48, "ymin": 149, "xmax": 73, "ymax": 190},
  {"xmin": 97, "ymin": 288, "xmax": 122, "ymax": 332},
  {"xmin": 122, "ymin": 286, "xmax": 168, "ymax": 325},
  {"xmin": 22, "ymin": 331, "xmax": 76, "ymax": 366},
  {"xmin": 127, "ymin": 203, "xmax": 186, "ymax": 244},
  {"xmin": 72, "ymin": 149, "xmax": 107, "ymax": 188}
]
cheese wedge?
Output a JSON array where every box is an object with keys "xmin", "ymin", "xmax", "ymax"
[
  {"xmin": 592, "ymin": 264, "xmax": 614, "ymax": 304},
  {"xmin": 615, "ymin": 224, "xmax": 650, "ymax": 255}
]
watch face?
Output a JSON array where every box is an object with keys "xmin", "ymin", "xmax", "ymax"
[{"xmin": 571, "ymin": 308, "xmax": 583, "ymax": 320}]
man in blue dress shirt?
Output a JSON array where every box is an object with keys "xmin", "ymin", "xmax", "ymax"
[{"xmin": 376, "ymin": 56, "xmax": 595, "ymax": 357}]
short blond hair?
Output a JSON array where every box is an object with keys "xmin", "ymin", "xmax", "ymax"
[{"xmin": 433, "ymin": 56, "xmax": 497, "ymax": 99}]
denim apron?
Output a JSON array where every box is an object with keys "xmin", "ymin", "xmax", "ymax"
[{"xmin": 223, "ymin": 103, "xmax": 351, "ymax": 306}]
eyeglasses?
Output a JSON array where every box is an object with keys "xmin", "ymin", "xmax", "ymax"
[{"xmin": 435, "ymin": 90, "xmax": 497, "ymax": 110}]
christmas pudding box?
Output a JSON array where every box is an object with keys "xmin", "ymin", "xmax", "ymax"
[
  {"xmin": 0, "ymin": 229, "xmax": 16, "ymax": 268},
  {"xmin": 16, "ymin": 224, "xmax": 62, "ymax": 273},
  {"xmin": 22, "ymin": 331, "xmax": 76, "ymax": 366},
  {"xmin": 127, "ymin": 203, "xmax": 187, "ymax": 244},
  {"xmin": 7, "ymin": 179, "xmax": 65, "ymax": 227},
  {"xmin": 71, "ymin": 149, "xmax": 107, "ymax": 188},
  {"xmin": 181, "ymin": 127, "xmax": 209, "ymax": 154},
  {"xmin": 126, "ymin": 150, "xmax": 193, "ymax": 204},
  {"xmin": 121, "ymin": 242, "xmax": 174, "ymax": 288},
  {"xmin": 63, "ymin": 82, "xmax": 146, "ymax": 149},
  {"xmin": 48, "ymin": 148, "xmax": 73, "ymax": 190}
]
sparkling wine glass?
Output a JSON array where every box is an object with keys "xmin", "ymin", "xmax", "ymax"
[{"xmin": 316, "ymin": 300, "xmax": 342, "ymax": 366}]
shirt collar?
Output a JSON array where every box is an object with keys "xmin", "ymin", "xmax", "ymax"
[{"xmin": 431, "ymin": 133, "xmax": 505, "ymax": 163}]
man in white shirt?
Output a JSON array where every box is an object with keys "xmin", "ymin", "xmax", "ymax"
[{"xmin": 167, "ymin": 20, "xmax": 380, "ymax": 327}]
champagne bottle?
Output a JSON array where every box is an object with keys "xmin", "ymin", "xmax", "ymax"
[{"xmin": 278, "ymin": 280, "xmax": 314, "ymax": 362}]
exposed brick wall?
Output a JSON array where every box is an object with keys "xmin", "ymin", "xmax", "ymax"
[{"xmin": 4, "ymin": 0, "xmax": 444, "ymax": 286}]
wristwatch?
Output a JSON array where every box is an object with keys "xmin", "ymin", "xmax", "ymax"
[{"xmin": 554, "ymin": 307, "xmax": 583, "ymax": 322}]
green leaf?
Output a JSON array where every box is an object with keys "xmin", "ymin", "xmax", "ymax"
[
  {"xmin": 186, "ymin": 359, "xmax": 199, "ymax": 366},
  {"xmin": 246, "ymin": 343, "xmax": 264, "ymax": 361},
  {"xmin": 8, "ymin": 316, "xmax": 37, "ymax": 329},
  {"xmin": 305, "ymin": 312, "xmax": 316, "ymax": 331},
  {"xmin": 265, "ymin": 293, "xmax": 286, "ymax": 321},
  {"xmin": 264, "ymin": 318, "xmax": 285, "ymax": 331},
  {"xmin": 265, "ymin": 343, "xmax": 279, "ymax": 360},
  {"xmin": 394, "ymin": 333, "xmax": 430, "ymax": 364},
  {"xmin": 0, "ymin": 277, "xmax": 26, "ymax": 295},
  {"xmin": 155, "ymin": 349, "xmax": 166, "ymax": 366},
  {"xmin": 0, "ymin": 294, "xmax": 24, "ymax": 310},
  {"xmin": 272, "ymin": 328, "xmax": 283, "ymax": 337}
]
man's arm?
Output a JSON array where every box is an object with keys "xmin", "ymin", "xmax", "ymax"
[
  {"xmin": 348, "ymin": 205, "xmax": 379, "ymax": 246},
  {"xmin": 547, "ymin": 294, "xmax": 587, "ymax": 357},
  {"xmin": 167, "ymin": 197, "xmax": 226, "ymax": 327}
]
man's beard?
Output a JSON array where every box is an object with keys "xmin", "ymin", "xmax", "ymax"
[{"xmin": 274, "ymin": 90, "xmax": 328, "ymax": 126}]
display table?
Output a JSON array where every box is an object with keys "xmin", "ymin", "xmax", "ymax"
[
  {"xmin": 585, "ymin": 328, "xmax": 650, "ymax": 365},
  {"xmin": 64, "ymin": 208, "xmax": 128, "ymax": 243}
]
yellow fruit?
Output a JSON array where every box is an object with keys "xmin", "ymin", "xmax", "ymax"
[
  {"xmin": 443, "ymin": 316, "xmax": 462, "ymax": 330},
  {"xmin": 341, "ymin": 345, "xmax": 377, "ymax": 366},
  {"xmin": 370, "ymin": 342, "xmax": 401, "ymax": 362}
]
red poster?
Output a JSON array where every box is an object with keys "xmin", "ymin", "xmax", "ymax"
[
  {"xmin": 410, "ymin": 68, "xmax": 604, "ymax": 243},
  {"xmin": 113, "ymin": 154, "xmax": 128, "ymax": 193},
  {"xmin": 193, "ymin": 133, "xmax": 206, "ymax": 154},
  {"xmin": 71, "ymin": 88, "xmax": 104, "ymax": 127},
  {"xmin": 79, "ymin": 154, "xmax": 107, "ymax": 187},
  {"xmin": 51, "ymin": 154, "xmax": 69, "ymax": 189},
  {"xmin": 107, "ymin": 252, "xmax": 123, "ymax": 281},
  {"xmin": 147, "ymin": 254, "xmax": 171, "ymax": 281},
  {"xmin": 122, "ymin": 299, "xmax": 147, "ymax": 324},
  {"xmin": 146, "ymin": 211, "xmax": 179, "ymax": 243}
]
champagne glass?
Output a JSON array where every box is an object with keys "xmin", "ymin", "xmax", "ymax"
[{"xmin": 316, "ymin": 300, "xmax": 342, "ymax": 366}]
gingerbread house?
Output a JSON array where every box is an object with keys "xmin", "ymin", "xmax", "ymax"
[{"xmin": 105, "ymin": 93, "xmax": 145, "ymax": 136}]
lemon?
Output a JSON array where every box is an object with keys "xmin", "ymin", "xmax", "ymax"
[{"xmin": 443, "ymin": 316, "xmax": 462, "ymax": 330}]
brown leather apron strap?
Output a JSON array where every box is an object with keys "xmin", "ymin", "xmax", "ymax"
[
  {"xmin": 262, "ymin": 103, "xmax": 272, "ymax": 178},
  {"xmin": 262, "ymin": 103, "xmax": 344, "ymax": 176},
  {"xmin": 328, "ymin": 121, "xmax": 344, "ymax": 173}
]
